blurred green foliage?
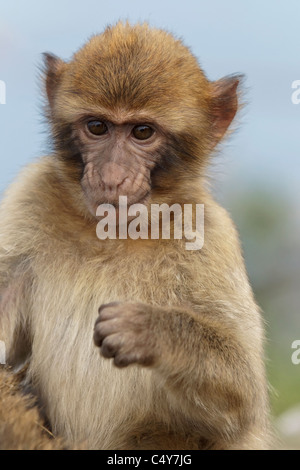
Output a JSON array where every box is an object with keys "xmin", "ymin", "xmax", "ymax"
[{"xmin": 223, "ymin": 186, "xmax": 300, "ymax": 417}]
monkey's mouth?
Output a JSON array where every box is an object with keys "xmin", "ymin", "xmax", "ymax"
[
  {"xmin": 114, "ymin": 192, "xmax": 151, "ymax": 223},
  {"xmin": 92, "ymin": 192, "xmax": 151, "ymax": 223}
]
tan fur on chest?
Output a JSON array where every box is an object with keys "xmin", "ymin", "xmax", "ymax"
[{"xmin": 27, "ymin": 240, "xmax": 190, "ymax": 448}]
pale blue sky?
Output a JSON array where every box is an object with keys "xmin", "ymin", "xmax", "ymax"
[{"xmin": 0, "ymin": 0, "xmax": 299, "ymax": 199}]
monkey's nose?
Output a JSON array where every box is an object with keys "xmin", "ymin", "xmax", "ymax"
[{"xmin": 100, "ymin": 162, "xmax": 131, "ymax": 197}]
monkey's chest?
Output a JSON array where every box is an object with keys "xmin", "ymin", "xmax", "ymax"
[{"xmin": 29, "ymin": 251, "xmax": 190, "ymax": 447}]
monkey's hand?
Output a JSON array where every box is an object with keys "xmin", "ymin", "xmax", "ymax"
[{"xmin": 93, "ymin": 302, "xmax": 160, "ymax": 368}]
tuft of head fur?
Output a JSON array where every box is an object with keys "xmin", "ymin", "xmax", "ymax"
[
  {"xmin": 46, "ymin": 22, "xmax": 209, "ymax": 122},
  {"xmin": 43, "ymin": 22, "xmax": 241, "ymax": 169}
]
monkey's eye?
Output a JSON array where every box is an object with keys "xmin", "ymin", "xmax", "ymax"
[
  {"xmin": 132, "ymin": 125, "xmax": 154, "ymax": 140},
  {"xmin": 87, "ymin": 120, "xmax": 108, "ymax": 136}
]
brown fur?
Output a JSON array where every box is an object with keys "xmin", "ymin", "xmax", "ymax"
[
  {"xmin": 0, "ymin": 22, "xmax": 270, "ymax": 449},
  {"xmin": 0, "ymin": 367, "xmax": 66, "ymax": 450}
]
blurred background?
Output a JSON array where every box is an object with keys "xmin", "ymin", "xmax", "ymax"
[{"xmin": 0, "ymin": 0, "xmax": 299, "ymax": 449}]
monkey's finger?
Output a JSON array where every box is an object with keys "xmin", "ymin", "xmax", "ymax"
[
  {"xmin": 98, "ymin": 302, "xmax": 121, "ymax": 314},
  {"xmin": 113, "ymin": 350, "xmax": 147, "ymax": 368},
  {"xmin": 93, "ymin": 319, "xmax": 121, "ymax": 347},
  {"xmin": 97, "ymin": 302, "xmax": 122, "ymax": 321},
  {"xmin": 113, "ymin": 353, "xmax": 136, "ymax": 368},
  {"xmin": 100, "ymin": 334, "xmax": 124, "ymax": 359}
]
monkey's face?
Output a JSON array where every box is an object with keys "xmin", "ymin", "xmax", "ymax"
[
  {"xmin": 74, "ymin": 114, "xmax": 165, "ymax": 215},
  {"xmin": 44, "ymin": 23, "xmax": 240, "ymax": 218}
]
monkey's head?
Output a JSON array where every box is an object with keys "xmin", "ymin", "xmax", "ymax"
[{"xmin": 44, "ymin": 22, "xmax": 240, "ymax": 217}]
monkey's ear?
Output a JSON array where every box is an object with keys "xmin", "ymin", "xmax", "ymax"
[
  {"xmin": 209, "ymin": 75, "xmax": 242, "ymax": 146},
  {"xmin": 43, "ymin": 53, "xmax": 66, "ymax": 107}
]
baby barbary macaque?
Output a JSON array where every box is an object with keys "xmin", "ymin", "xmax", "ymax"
[{"xmin": 0, "ymin": 22, "xmax": 270, "ymax": 450}]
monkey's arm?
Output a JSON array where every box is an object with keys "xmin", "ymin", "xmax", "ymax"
[
  {"xmin": 0, "ymin": 170, "xmax": 37, "ymax": 365},
  {"xmin": 94, "ymin": 201, "xmax": 268, "ymax": 445},
  {"xmin": 93, "ymin": 299, "xmax": 266, "ymax": 443},
  {"xmin": 0, "ymin": 251, "xmax": 32, "ymax": 365}
]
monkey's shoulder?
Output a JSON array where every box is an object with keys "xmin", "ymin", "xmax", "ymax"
[
  {"xmin": 201, "ymin": 197, "xmax": 243, "ymax": 254},
  {"xmin": 0, "ymin": 157, "xmax": 79, "ymax": 252},
  {"xmin": 1, "ymin": 156, "xmax": 82, "ymax": 221},
  {"xmin": 1, "ymin": 156, "xmax": 62, "ymax": 211}
]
